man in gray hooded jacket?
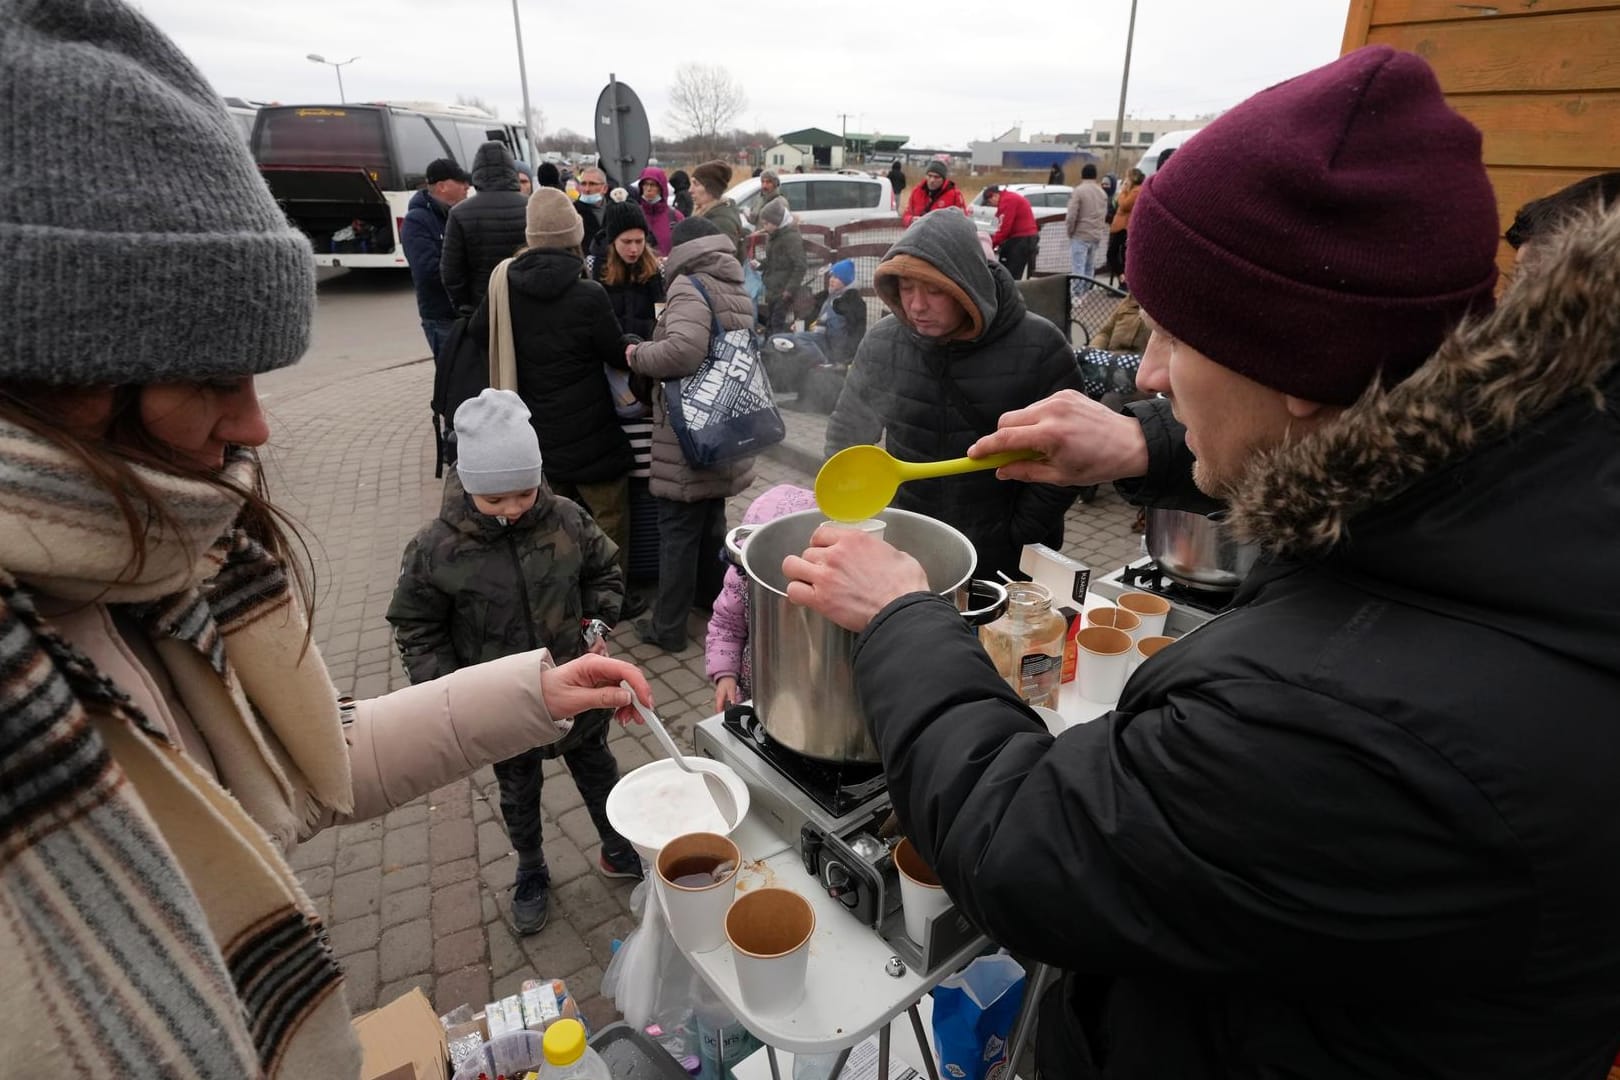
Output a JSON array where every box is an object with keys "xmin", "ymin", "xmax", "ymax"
[{"xmin": 825, "ymin": 211, "xmax": 1084, "ymax": 579}]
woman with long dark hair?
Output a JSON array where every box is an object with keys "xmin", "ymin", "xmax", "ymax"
[
  {"xmin": 593, "ymin": 189, "xmax": 667, "ymax": 598},
  {"xmin": 0, "ymin": 5, "xmax": 651, "ymax": 1074}
]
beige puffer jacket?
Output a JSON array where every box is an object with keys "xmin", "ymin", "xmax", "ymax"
[
  {"xmin": 46, "ymin": 599, "xmax": 565, "ymax": 839},
  {"xmin": 629, "ymin": 233, "xmax": 758, "ymax": 502}
]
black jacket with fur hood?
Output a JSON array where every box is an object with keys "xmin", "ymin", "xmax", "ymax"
[
  {"xmin": 849, "ymin": 210, "xmax": 1620, "ymax": 1078},
  {"xmin": 824, "ymin": 210, "xmax": 1085, "ymax": 578}
]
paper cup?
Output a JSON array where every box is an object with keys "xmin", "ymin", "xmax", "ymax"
[
  {"xmin": 1085, "ymin": 605, "xmax": 1142, "ymax": 640},
  {"xmin": 892, "ymin": 837, "xmax": 951, "ymax": 947},
  {"xmin": 820, "ymin": 518, "xmax": 887, "ymax": 542},
  {"xmin": 1132, "ymin": 634, "xmax": 1174, "ymax": 670},
  {"xmin": 656, "ymin": 832, "xmax": 740, "ymax": 953},
  {"xmin": 1076, "ymin": 625, "xmax": 1132, "ymax": 703},
  {"xmin": 725, "ymin": 888, "xmax": 815, "ymax": 1015},
  {"xmin": 1117, "ymin": 592, "xmax": 1171, "ymax": 638}
]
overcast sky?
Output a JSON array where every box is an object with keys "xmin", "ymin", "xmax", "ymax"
[{"xmin": 135, "ymin": 0, "xmax": 1348, "ymax": 150}]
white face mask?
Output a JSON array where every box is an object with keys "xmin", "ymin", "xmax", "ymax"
[{"xmin": 643, "ymin": 192, "xmax": 662, "ymax": 205}]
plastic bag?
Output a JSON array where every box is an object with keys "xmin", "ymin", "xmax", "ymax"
[
  {"xmin": 450, "ymin": 1030, "xmax": 543, "ymax": 1080},
  {"xmin": 931, "ymin": 952, "xmax": 1026, "ymax": 1080},
  {"xmin": 600, "ymin": 879, "xmax": 702, "ymax": 1031},
  {"xmin": 743, "ymin": 260, "xmax": 766, "ymax": 304}
]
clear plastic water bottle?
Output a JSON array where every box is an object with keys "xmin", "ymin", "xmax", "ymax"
[{"xmin": 538, "ymin": 1019, "xmax": 611, "ymax": 1080}]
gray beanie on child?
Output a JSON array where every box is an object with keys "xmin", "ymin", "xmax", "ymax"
[
  {"xmin": 455, "ymin": 390, "xmax": 544, "ymax": 495},
  {"xmin": 0, "ymin": 0, "xmax": 316, "ymax": 385}
]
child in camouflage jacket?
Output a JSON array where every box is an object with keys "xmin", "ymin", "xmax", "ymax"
[{"xmin": 387, "ymin": 390, "xmax": 635, "ymax": 935}]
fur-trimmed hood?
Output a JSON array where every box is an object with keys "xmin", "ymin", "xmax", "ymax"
[
  {"xmin": 1229, "ymin": 209, "xmax": 1619, "ymax": 553},
  {"xmin": 1224, "ymin": 207, "xmax": 1620, "ymax": 673}
]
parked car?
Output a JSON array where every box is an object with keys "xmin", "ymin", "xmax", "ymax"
[
  {"xmin": 969, "ymin": 183, "xmax": 1073, "ymax": 230},
  {"xmin": 726, "ymin": 172, "xmax": 897, "ymax": 228}
]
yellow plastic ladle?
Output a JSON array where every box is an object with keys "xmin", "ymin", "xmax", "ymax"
[{"xmin": 815, "ymin": 444, "xmax": 1040, "ymax": 522}]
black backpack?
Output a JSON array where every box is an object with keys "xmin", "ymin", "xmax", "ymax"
[{"xmin": 429, "ymin": 306, "xmax": 491, "ymax": 476}]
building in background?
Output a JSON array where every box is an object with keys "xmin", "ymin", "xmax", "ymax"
[{"xmin": 769, "ymin": 128, "xmax": 847, "ymax": 170}]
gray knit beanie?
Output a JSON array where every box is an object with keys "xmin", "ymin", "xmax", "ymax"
[
  {"xmin": 0, "ymin": 0, "xmax": 315, "ymax": 385},
  {"xmin": 454, "ymin": 390, "xmax": 544, "ymax": 495},
  {"xmin": 925, "ymin": 159, "xmax": 949, "ymax": 179},
  {"xmin": 759, "ymin": 197, "xmax": 790, "ymax": 227}
]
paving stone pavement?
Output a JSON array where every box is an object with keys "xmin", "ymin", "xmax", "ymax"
[{"xmin": 263, "ymin": 354, "xmax": 1140, "ymax": 1027}]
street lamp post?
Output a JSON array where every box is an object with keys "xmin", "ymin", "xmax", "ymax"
[
  {"xmin": 510, "ymin": 0, "xmax": 539, "ymax": 169},
  {"xmin": 1108, "ymin": 0, "xmax": 1139, "ymax": 179},
  {"xmin": 306, "ymin": 53, "xmax": 358, "ymax": 104}
]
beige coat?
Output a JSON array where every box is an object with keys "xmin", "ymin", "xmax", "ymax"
[
  {"xmin": 46, "ymin": 597, "xmax": 565, "ymax": 845},
  {"xmin": 629, "ymin": 232, "xmax": 757, "ymax": 502}
]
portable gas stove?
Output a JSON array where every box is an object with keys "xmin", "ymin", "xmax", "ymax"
[{"xmin": 1091, "ymin": 557, "xmax": 1234, "ymax": 635}]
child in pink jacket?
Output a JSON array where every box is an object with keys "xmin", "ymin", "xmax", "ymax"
[{"xmin": 707, "ymin": 483, "xmax": 817, "ymax": 711}]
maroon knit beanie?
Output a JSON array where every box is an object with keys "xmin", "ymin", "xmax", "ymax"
[{"xmin": 1128, "ymin": 46, "xmax": 1499, "ymax": 406}]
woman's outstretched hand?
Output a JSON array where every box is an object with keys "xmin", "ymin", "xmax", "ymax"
[{"xmin": 542, "ymin": 654, "xmax": 654, "ymax": 725}]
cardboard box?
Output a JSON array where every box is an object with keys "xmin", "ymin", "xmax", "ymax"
[{"xmin": 352, "ymin": 987, "xmax": 448, "ymax": 1080}]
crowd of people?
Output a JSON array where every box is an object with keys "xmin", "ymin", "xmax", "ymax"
[{"xmin": 6, "ymin": 1, "xmax": 1620, "ymax": 1077}]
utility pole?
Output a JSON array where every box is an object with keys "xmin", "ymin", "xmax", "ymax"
[
  {"xmin": 510, "ymin": 0, "xmax": 538, "ymax": 167},
  {"xmin": 1109, "ymin": 0, "xmax": 1139, "ymax": 179},
  {"xmin": 838, "ymin": 112, "xmax": 853, "ymax": 165}
]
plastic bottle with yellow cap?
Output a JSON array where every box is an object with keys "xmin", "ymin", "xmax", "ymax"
[{"xmin": 538, "ymin": 1019, "xmax": 611, "ymax": 1080}]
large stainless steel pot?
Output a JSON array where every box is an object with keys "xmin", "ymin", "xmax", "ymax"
[
  {"xmin": 724, "ymin": 508, "xmax": 1007, "ymax": 764},
  {"xmin": 1143, "ymin": 508, "xmax": 1260, "ymax": 592}
]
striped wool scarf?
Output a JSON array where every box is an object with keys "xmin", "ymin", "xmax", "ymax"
[{"xmin": 0, "ymin": 419, "xmax": 362, "ymax": 1078}]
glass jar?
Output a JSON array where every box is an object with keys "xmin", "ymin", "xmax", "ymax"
[{"xmin": 978, "ymin": 582, "xmax": 1067, "ymax": 709}]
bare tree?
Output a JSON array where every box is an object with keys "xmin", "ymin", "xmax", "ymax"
[
  {"xmin": 666, "ymin": 63, "xmax": 747, "ymax": 158},
  {"xmin": 455, "ymin": 93, "xmax": 498, "ymax": 117},
  {"xmin": 518, "ymin": 104, "xmax": 547, "ymax": 139}
]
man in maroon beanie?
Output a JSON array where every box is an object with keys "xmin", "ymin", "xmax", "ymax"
[{"xmin": 784, "ymin": 45, "xmax": 1620, "ymax": 1077}]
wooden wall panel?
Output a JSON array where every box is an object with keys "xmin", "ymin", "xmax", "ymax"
[
  {"xmin": 1370, "ymin": 0, "xmax": 1620, "ymax": 25},
  {"xmin": 1451, "ymin": 93, "xmax": 1620, "ymax": 169},
  {"xmin": 1346, "ymin": 0, "xmax": 1620, "ymax": 251},
  {"xmin": 1367, "ymin": 13, "xmax": 1620, "ymax": 94}
]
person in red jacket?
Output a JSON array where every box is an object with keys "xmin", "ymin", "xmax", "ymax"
[
  {"xmin": 986, "ymin": 185, "xmax": 1040, "ymax": 279},
  {"xmin": 902, "ymin": 159, "xmax": 969, "ymax": 225}
]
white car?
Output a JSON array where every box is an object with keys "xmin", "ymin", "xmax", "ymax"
[
  {"xmin": 726, "ymin": 172, "xmax": 898, "ymax": 228},
  {"xmin": 970, "ymin": 183, "xmax": 1074, "ymax": 230}
]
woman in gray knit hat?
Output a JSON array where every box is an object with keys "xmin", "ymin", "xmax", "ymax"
[{"xmin": 0, "ymin": 2, "xmax": 653, "ymax": 1076}]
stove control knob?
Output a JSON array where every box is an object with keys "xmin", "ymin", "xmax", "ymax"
[
  {"xmin": 822, "ymin": 862, "xmax": 858, "ymax": 908},
  {"xmin": 885, "ymin": 957, "xmax": 907, "ymax": 978}
]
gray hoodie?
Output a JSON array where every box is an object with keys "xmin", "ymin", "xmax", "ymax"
[{"xmin": 827, "ymin": 211, "xmax": 1085, "ymax": 578}]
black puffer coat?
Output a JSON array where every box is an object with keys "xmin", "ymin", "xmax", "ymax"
[
  {"xmin": 441, "ymin": 142, "xmax": 529, "ymax": 312},
  {"xmin": 503, "ymin": 247, "xmax": 634, "ymax": 484},
  {"xmin": 850, "ymin": 213, "xmax": 1620, "ymax": 1078},
  {"xmin": 825, "ymin": 210, "xmax": 1083, "ymax": 579}
]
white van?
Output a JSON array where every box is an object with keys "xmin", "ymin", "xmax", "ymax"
[
  {"xmin": 1137, "ymin": 128, "xmax": 1204, "ymax": 177},
  {"xmin": 725, "ymin": 172, "xmax": 897, "ymax": 228}
]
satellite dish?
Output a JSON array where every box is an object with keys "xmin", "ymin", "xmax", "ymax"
[{"xmin": 594, "ymin": 75, "xmax": 651, "ymax": 189}]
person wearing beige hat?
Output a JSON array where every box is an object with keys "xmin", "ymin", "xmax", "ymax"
[
  {"xmin": 0, "ymin": 2, "xmax": 656, "ymax": 1075},
  {"xmin": 484, "ymin": 187, "xmax": 637, "ymax": 576}
]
